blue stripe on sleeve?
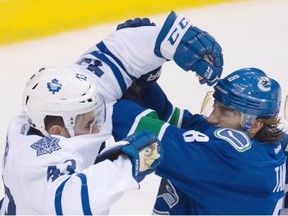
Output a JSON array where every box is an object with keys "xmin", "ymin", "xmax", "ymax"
[
  {"xmin": 54, "ymin": 174, "xmax": 92, "ymax": 215},
  {"xmin": 77, "ymin": 173, "xmax": 92, "ymax": 215},
  {"xmin": 90, "ymin": 51, "xmax": 127, "ymax": 93},
  {"xmin": 96, "ymin": 41, "xmax": 136, "ymax": 81},
  {"xmin": 55, "ymin": 177, "xmax": 70, "ymax": 215}
]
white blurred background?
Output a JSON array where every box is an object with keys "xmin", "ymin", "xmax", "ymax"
[{"xmin": 0, "ymin": 0, "xmax": 288, "ymax": 214}]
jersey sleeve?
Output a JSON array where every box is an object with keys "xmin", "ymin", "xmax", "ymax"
[
  {"xmin": 112, "ymin": 99, "xmax": 162, "ymax": 142},
  {"xmin": 76, "ymin": 27, "xmax": 166, "ymax": 103},
  {"xmin": 122, "ymin": 82, "xmax": 210, "ymax": 131},
  {"xmin": 50, "ymin": 155, "xmax": 138, "ymax": 215},
  {"xmin": 133, "ymin": 82, "xmax": 179, "ymax": 124},
  {"xmin": 112, "ymin": 99, "xmax": 226, "ymax": 185}
]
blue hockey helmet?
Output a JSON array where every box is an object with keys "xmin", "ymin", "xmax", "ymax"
[{"xmin": 213, "ymin": 68, "xmax": 281, "ymax": 119}]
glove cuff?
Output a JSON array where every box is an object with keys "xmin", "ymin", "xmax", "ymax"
[{"xmin": 155, "ymin": 11, "xmax": 191, "ymax": 59}]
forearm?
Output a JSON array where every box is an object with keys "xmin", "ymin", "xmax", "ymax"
[
  {"xmin": 124, "ymin": 83, "xmax": 209, "ymax": 130},
  {"xmin": 76, "ymin": 27, "xmax": 166, "ymax": 102},
  {"xmin": 100, "ymin": 27, "xmax": 166, "ymax": 78}
]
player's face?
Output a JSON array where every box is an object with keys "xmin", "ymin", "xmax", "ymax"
[
  {"xmin": 207, "ymin": 102, "xmax": 242, "ymax": 130},
  {"xmin": 73, "ymin": 110, "xmax": 101, "ymax": 136},
  {"xmin": 73, "ymin": 95, "xmax": 106, "ymax": 136}
]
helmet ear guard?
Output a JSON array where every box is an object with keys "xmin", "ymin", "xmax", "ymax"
[
  {"xmin": 240, "ymin": 113, "xmax": 257, "ymax": 131},
  {"xmin": 23, "ymin": 65, "xmax": 106, "ymax": 136}
]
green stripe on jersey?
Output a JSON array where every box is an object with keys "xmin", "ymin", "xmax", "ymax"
[
  {"xmin": 169, "ymin": 107, "xmax": 181, "ymax": 126},
  {"xmin": 134, "ymin": 111, "xmax": 166, "ymax": 137}
]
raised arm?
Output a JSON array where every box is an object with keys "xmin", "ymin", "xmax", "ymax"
[{"xmin": 76, "ymin": 11, "xmax": 223, "ymax": 103}]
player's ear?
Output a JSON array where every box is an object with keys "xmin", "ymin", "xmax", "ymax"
[
  {"xmin": 247, "ymin": 120, "xmax": 263, "ymax": 137},
  {"xmin": 48, "ymin": 125, "xmax": 70, "ymax": 137}
]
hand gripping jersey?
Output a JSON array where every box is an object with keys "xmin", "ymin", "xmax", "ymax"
[
  {"xmin": 1, "ymin": 26, "xmax": 166, "ymax": 214},
  {"xmin": 112, "ymin": 83, "xmax": 286, "ymax": 215}
]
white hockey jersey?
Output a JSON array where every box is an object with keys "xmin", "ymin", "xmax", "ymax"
[
  {"xmin": 1, "ymin": 112, "xmax": 137, "ymax": 215},
  {"xmin": 1, "ymin": 26, "xmax": 166, "ymax": 214}
]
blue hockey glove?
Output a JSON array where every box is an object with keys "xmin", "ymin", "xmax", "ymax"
[
  {"xmin": 95, "ymin": 131, "xmax": 163, "ymax": 182},
  {"xmin": 154, "ymin": 11, "xmax": 223, "ymax": 86},
  {"xmin": 116, "ymin": 17, "xmax": 156, "ymax": 30}
]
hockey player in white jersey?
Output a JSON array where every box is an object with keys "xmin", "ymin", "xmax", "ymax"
[
  {"xmin": 0, "ymin": 11, "xmax": 223, "ymax": 214},
  {"xmin": 0, "ymin": 65, "xmax": 163, "ymax": 215}
]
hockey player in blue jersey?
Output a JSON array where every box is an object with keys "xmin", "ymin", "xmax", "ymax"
[
  {"xmin": 281, "ymin": 97, "xmax": 288, "ymax": 213},
  {"xmin": 109, "ymin": 17, "xmax": 286, "ymax": 214},
  {"xmin": 111, "ymin": 67, "xmax": 286, "ymax": 215},
  {"xmin": 1, "ymin": 12, "xmax": 224, "ymax": 214}
]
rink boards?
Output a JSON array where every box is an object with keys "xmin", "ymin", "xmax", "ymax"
[{"xmin": 0, "ymin": 0, "xmax": 238, "ymax": 46}]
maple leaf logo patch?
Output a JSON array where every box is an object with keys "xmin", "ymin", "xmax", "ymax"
[{"xmin": 31, "ymin": 136, "xmax": 61, "ymax": 156}]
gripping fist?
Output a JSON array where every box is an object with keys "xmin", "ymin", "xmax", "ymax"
[
  {"xmin": 154, "ymin": 11, "xmax": 223, "ymax": 85},
  {"xmin": 95, "ymin": 131, "xmax": 163, "ymax": 182},
  {"xmin": 116, "ymin": 17, "xmax": 156, "ymax": 30}
]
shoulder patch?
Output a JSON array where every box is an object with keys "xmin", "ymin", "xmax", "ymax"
[
  {"xmin": 156, "ymin": 179, "xmax": 179, "ymax": 208},
  {"xmin": 214, "ymin": 128, "xmax": 251, "ymax": 152},
  {"xmin": 31, "ymin": 136, "xmax": 61, "ymax": 156}
]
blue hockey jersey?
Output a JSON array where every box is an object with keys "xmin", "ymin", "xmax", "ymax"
[{"xmin": 112, "ymin": 83, "xmax": 286, "ymax": 215}]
